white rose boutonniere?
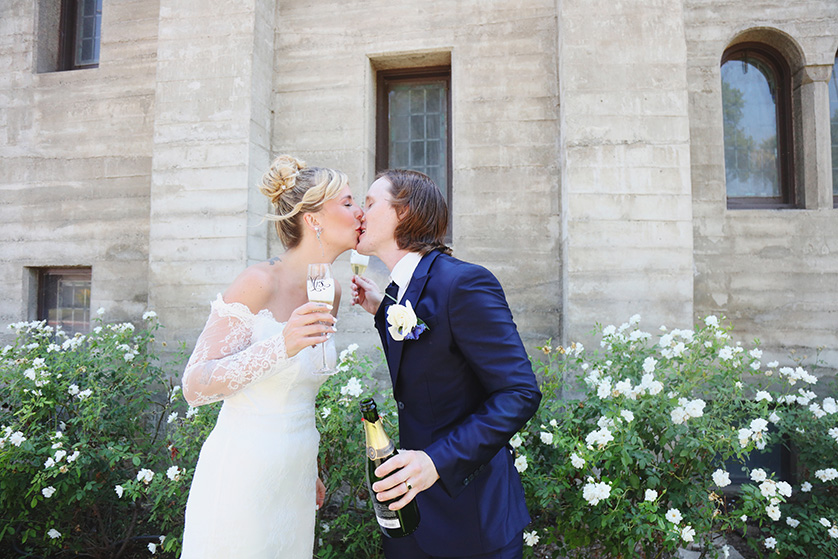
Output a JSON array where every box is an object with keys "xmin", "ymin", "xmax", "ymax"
[{"xmin": 386, "ymin": 300, "xmax": 428, "ymax": 341}]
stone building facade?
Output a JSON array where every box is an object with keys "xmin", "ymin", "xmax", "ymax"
[{"xmin": 2, "ymin": 0, "xmax": 837, "ymax": 373}]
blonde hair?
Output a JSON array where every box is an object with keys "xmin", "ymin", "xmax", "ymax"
[{"xmin": 259, "ymin": 155, "xmax": 348, "ymax": 248}]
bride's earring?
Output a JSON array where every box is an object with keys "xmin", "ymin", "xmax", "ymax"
[{"xmin": 315, "ymin": 226, "xmax": 324, "ymax": 257}]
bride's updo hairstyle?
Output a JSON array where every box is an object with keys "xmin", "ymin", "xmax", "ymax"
[{"xmin": 259, "ymin": 154, "xmax": 348, "ymax": 248}]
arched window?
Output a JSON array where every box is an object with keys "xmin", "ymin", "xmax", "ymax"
[
  {"xmin": 829, "ymin": 51, "xmax": 838, "ymax": 206},
  {"xmin": 721, "ymin": 43, "xmax": 795, "ymax": 208}
]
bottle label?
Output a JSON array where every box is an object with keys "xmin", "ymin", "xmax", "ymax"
[
  {"xmin": 372, "ymin": 499, "xmax": 401, "ymax": 529},
  {"xmin": 366, "ymin": 441, "xmax": 395, "ymax": 460}
]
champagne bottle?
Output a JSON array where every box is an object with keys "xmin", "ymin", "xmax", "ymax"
[{"xmin": 360, "ymin": 398, "xmax": 420, "ymax": 538}]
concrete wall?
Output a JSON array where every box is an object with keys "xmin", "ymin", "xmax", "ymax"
[
  {"xmin": 267, "ymin": 0, "xmax": 561, "ymax": 351},
  {"xmin": 0, "ymin": 0, "xmax": 159, "ymax": 327},
  {"xmin": 684, "ymin": 0, "xmax": 838, "ymax": 371},
  {"xmin": 1, "ymin": 0, "xmax": 836, "ymax": 373}
]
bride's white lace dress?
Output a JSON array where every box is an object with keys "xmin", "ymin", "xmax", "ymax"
[{"xmin": 179, "ymin": 295, "xmax": 334, "ymax": 559}]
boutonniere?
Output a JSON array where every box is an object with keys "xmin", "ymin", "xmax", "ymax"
[{"xmin": 386, "ymin": 299, "xmax": 428, "ymax": 341}]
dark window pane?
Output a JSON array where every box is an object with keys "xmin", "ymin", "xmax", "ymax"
[
  {"xmin": 74, "ymin": 0, "xmax": 102, "ymax": 66},
  {"xmin": 39, "ymin": 270, "xmax": 91, "ymax": 336},
  {"xmin": 721, "ymin": 56, "xmax": 780, "ymax": 198}
]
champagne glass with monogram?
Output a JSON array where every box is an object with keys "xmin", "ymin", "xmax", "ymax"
[{"xmin": 307, "ymin": 263, "xmax": 335, "ymax": 373}]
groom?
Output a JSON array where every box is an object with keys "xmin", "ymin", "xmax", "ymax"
[{"xmin": 351, "ymin": 169, "xmax": 541, "ymax": 559}]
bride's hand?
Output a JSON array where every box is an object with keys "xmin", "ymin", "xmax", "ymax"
[
  {"xmin": 282, "ymin": 302, "xmax": 336, "ymax": 357},
  {"xmin": 316, "ymin": 476, "xmax": 326, "ymax": 510}
]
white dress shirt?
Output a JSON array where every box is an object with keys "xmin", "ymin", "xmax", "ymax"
[{"xmin": 389, "ymin": 252, "xmax": 423, "ymax": 304}]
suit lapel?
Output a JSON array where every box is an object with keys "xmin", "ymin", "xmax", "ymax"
[{"xmin": 385, "ymin": 250, "xmax": 441, "ymax": 388}]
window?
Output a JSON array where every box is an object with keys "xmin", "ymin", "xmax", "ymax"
[
  {"xmin": 59, "ymin": 0, "xmax": 102, "ymax": 70},
  {"xmin": 829, "ymin": 52, "xmax": 838, "ymax": 207},
  {"xmin": 37, "ymin": 268, "xmax": 92, "ymax": 336},
  {"xmin": 376, "ymin": 67, "xmax": 452, "ymax": 229},
  {"xmin": 721, "ymin": 43, "xmax": 795, "ymax": 208}
]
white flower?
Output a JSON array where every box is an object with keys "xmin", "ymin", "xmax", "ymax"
[
  {"xmin": 142, "ymin": 310, "xmax": 157, "ymax": 320},
  {"xmin": 750, "ymin": 468, "xmax": 767, "ymax": 482},
  {"xmin": 186, "ymin": 406, "xmax": 198, "ymax": 419},
  {"xmin": 320, "ymin": 407, "xmax": 331, "ymax": 419},
  {"xmin": 719, "ymin": 346, "xmax": 734, "ymax": 361},
  {"xmin": 684, "ymin": 399, "xmax": 705, "ymax": 418},
  {"xmin": 570, "ymin": 453, "xmax": 585, "ymax": 469},
  {"xmin": 148, "ymin": 542, "xmax": 157, "ymax": 554},
  {"xmin": 665, "ymin": 508, "xmax": 683, "ymax": 524},
  {"xmin": 44, "ymin": 457, "xmax": 55, "ymax": 468},
  {"xmin": 815, "ymin": 468, "xmax": 838, "ymax": 482},
  {"xmin": 735, "ymin": 381, "xmax": 743, "ymax": 389},
  {"xmin": 749, "ymin": 348, "xmax": 763, "ymax": 359},
  {"xmin": 705, "ymin": 315, "xmax": 719, "ymax": 327},
  {"xmin": 124, "ymin": 352, "xmax": 135, "ymax": 362},
  {"xmin": 823, "ymin": 397, "xmax": 837, "ymax": 414},
  {"xmin": 801, "ymin": 482, "xmax": 812, "ymax": 492},
  {"xmin": 766, "ymin": 504, "xmax": 781, "ymax": 521},
  {"xmin": 539, "ymin": 432, "xmax": 554, "ymax": 445},
  {"xmin": 54, "ymin": 449, "xmax": 67, "ymax": 462},
  {"xmin": 41, "ymin": 486, "xmax": 56, "ymax": 498},
  {"xmin": 137, "ymin": 468, "xmax": 154, "ymax": 484},
  {"xmin": 96, "ymin": 307, "xmax": 105, "ymax": 316},
  {"xmin": 620, "ymin": 410, "xmax": 635, "ymax": 423},
  {"xmin": 68, "ymin": 384, "xmax": 80, "ymax": 396},
  {"xmin": 681, "ymin": 525, "xmax": 696, "ymax": 542},
  {"xmin": 818, "ymin": 517, "xmax": 831, "ymax": 527},
  {"xmin": 750, "ymin": 418, "xmax": 768, "ymax": 433},
  {"xmin": 167, "ymin": 412, "xmax": 178, "ymax": 424},
  {"xmin": 166, "ymin": 465, "xmax": 181, "ymax": 481},
  {"xmin": 755, "ymin": 391, "xmax": 773, "ymax": 403},
  {"xmin": 549, "ymin": 419, "xmax": 558, "ymax": 427},
  {"xmin": 644, "ymin": 489, "xmax": 658, "ymax": 501},
  {"xmin": 768, "ymin": 411, "xmax": 781, "ymax": 424},
  {"xmin": 514, "ymin": 455, "xmax": 528, "ymax": 473},
  {"xmin": 523, "ymin": 530, "xmax": 540, "ymax": 547},
  {"xmin": 115, "ymin": 485, "xmax": 124, "ymax": 498},
  {"xmin": 9, "ymin": 431, "xmax": 26, "ymax": 447},
  {"xmin": 582, "ymin": 480, "xmax": 612, "ymax": 505},
  {"xmin": 764, "ymin": 537, "xmax": 776, "ymax": 549},
  {"xmin": 509, "ymin": 433, "xmax": 523, "ymax": 448},
  {"xmin": 776, "ymin": 481, "xmax": 792, "ymax": 497},
  {"xmin": 829, "ymin": 526, "xmax": 838, "ymax": 538},
  {"xmin": 47, "ymin": 528, "xmax": 61, "ymax": 539},
  {"xmin": 712, "ymin": 469, "xmax": 731, "ymax": 488},
  {"xmin": 671, "ymin": 407, "xmax": 687, "ymax": 425},
  {"xmin": 829, "ymin": 427, "xmax": 838, "ymax": 442},
  {"xmin": 386, "ymin": 300, "xmax": 419, "ymax": 341},
  {"xmin": 340, "ymin": 377, "xmax": 363, "ymax": 398},
  {"xmin": 786, "ymin": 517, "xmax": 800, "ymax": 527},
  {"xmin": 741, "ymin": 515, "xmax": 748, "ymax": 522},
  {"xmin": 585, "ymin": 426, "xmax": 614, "ymax": 448},
  {"xmin": 77, "ymin": 388, "xmax": 93, "ymax": 399},
  {"xmin": 760, "ymin": 480, "xmax": 778, "ymax": 498}
]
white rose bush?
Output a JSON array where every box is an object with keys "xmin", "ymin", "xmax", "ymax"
[
  {"xmin": 0, "ymin": 314, "xmax": 218, "ymax": 558},
  {"xmin": 515, "ymin": 316, "xmax": 837, "ymax": 558}
]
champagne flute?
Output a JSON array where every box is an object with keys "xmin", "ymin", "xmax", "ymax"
[
  {"xmin": 307, "ymin": 263, "xmax": 335, "ymax": 373},
  {"xmin": 350, "ymin": 250, "xmax": 370, "ymax": 277}
]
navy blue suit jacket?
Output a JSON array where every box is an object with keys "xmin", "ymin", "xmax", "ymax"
[{"xmin": 374, "ymin": 250, "xmax": 541, "ymax": 556}]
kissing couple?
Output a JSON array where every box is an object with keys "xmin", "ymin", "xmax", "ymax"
[{"xmin": 178, "ymin": 155, "xmax": 542, "ymax": 559}]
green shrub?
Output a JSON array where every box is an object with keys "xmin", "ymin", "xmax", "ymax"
[{"xmin": 517, "ymin": 315, "xmax": 838, "ymax": 559}]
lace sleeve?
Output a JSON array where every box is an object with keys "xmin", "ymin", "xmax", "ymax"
[{"xmin": 181, "ymin": 296, "xmax": 289, "ymax": 407}]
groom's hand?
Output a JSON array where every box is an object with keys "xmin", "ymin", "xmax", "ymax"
[
  {"xmin": 372, "ymin": 450, "xmax": 439, "ymax": 510},
  {"xmin": 350, "ymin": 275, "xmax": 383, "ymax": 315}
]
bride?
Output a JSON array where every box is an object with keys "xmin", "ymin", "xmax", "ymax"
[{"xmin": 179, "ymin": 155, "xmax": 363, "ymax": 558}]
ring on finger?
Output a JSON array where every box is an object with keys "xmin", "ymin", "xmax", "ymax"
[{"xmin": 405, "ymin": 480, "xmax": 413, "ymax": 491}]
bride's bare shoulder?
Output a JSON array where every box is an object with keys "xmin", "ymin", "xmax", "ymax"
[{"xmin": 222, "ymin": 261, "xmax": 280, "ymax": 316}]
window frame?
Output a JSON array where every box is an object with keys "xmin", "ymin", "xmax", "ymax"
[
  {"xmin": 376, "ymin": 66, "xmax": 453, "ymax": 235},
  {"xmin": 36, "ymin": 267, "xmax": 92, "ymax": 335},
  {"xmin": 721, "ymin": 42, "xmax": 796, "ymax": 210},
  {"xmin": 58, "ymin": 0, "xmax": 102, "ymax": 71}
]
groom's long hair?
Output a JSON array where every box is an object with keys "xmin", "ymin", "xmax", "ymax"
[{"xmin": 378, "ymin": 169, "xmax": 453, "ymax": 256}]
